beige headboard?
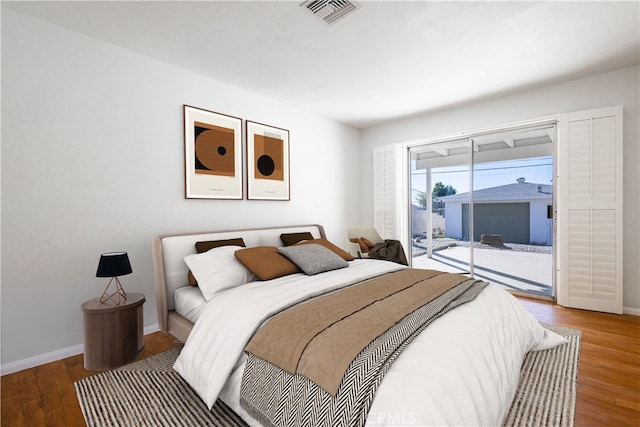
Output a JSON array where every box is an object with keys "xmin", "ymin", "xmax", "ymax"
[{"xmin": 152, "ymin": 224, "xmax": 326, "ymax": 334}]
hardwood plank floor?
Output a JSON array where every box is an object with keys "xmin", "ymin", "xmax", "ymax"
[
  {"xmin": 517, "ymin": 298, "xmax": 640, "ymax": 427},
  {"xmin": 1, "ymin": 331, "xmax": 182, "ymax": 427},
  {"xmin": 2, "ymin": 299, "xmax": 639, "ymax": 426}
]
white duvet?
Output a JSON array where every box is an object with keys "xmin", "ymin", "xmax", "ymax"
[{"xmin": 174, "ymin": 260, "xmax": 566, "ymax": 427}]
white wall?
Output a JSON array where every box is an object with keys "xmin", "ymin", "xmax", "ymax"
[
  {"xmin": 444, "ymin": 203, "xmax": 463, "ymax": 240},
  {"xmin": 361, "ymin": 65, "xmax": 640, "ymax": 312},
  {"xmin": 530, "ymin": 200, "xmax": 552, "ymax": 246},
  {"xmin": 1, "ymin": 9, "xmax": 361, "ymax": 368}
]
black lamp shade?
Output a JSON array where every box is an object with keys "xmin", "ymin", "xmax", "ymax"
[{"xmin": 96, "ymin": 252, "xmax": 132, "ymax": 277}]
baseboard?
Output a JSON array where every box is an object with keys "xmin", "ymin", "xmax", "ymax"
[
  {"xmin": 1, "ymin": 323, "xmax": 160, "ymax": 376},
  {"xmin": 1, "ymin": 343, "xmax": 85, "ymax": 376},
  {"xmin": 623, "ymin": 306, "xmax": 640, "ymax": 316}
]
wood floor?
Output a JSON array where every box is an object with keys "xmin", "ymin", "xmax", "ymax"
[
  {"xmin": 1, "ymin": 332, "xmax": 182, "ymax": 427},
  {"xmin": 2, "ymin": 297, "xmax": 639, "ymax": 427},
  {"xmin": 517, "ymin": 298, "xmax": 640, "ymax": 426}
]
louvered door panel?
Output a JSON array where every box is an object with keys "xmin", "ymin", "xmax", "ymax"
[
  {"xmin": 558, "ymin": 106, "xmax": 623, "ymax": 313},
  {"xmin": 591, "ymin": 117, "xmax": 617, "ymax": 204},
  {"xmin": 374, "ymin": 145, "xmax": 399, "ymax": 240},
  {"xmin": 382, "ymin": 149, "xmax": 395, "ymax": 238},
  {"xmin": 567, "ymin": 209, "xmax": 617, "ymax": 300},
  {"xmin": 373, "ymin": 148, "xmax": 386, "ymax": 235},
  {"xmin": 567, "ymin": 120, "xmax": 592, "ymax": 207},
  {"xmin": 591, "ymin": 209, "xmax": 617, "ymax": 299},
  {"xmin": 566, "ymin": 209, "xmax": 591, "ymax": 297}
]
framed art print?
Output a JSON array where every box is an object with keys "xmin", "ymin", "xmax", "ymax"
[
  {"xmin": 246, "ymin": 121, "xmax": 290, "ymax": 200},
  {"xmin": 184, "ymin": 105, "xmax": 243, "ymax": 199}
]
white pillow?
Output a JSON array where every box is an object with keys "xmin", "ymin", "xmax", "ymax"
[{"xmin": 183, "ymin": 245, "xmax": 257, "ymax": 301}]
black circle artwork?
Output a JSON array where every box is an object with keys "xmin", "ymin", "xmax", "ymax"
[
  {"xmin": 257, "ymin": 155, "xmax": 275, "ymax": 176},
  {"xmin": 193, "ymin": 125, "xmax": 235, "ymax": 177}
]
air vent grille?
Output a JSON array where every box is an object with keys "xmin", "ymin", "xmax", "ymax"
[{"xmin": 301, "ymin": 0, "xmax": 359, "ymax": 25}]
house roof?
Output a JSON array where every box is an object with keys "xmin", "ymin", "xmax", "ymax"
[{"xmin": 435, "ymin": 179, "xmax": 552, "ymax": 203}]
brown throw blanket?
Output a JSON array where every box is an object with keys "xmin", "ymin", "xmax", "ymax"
[
  {"xmin": 241, "ymin": 269, "xmax": 487, "ymax": 427},
  {"xmin": 245, "ymin": 269, "xmax": 466, "ymax": 395}
]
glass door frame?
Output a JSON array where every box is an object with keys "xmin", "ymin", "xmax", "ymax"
[{"xmin": 402, "ymin": 117, "xmax": 559, "ymax": 300}]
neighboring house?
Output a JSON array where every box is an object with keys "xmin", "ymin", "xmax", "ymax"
[{"xmin": 434, "ymin": 178, "xmax": 553, "ymax": 245}]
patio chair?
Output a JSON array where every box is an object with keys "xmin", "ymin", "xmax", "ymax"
[{"xmin": 347, "ymin": 227, "xmax": 384, "ymax": 258}]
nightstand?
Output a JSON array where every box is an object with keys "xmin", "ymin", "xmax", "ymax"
[{"xmin": 81, "ymin": 293, "xmax": 145, "ymax": 371}]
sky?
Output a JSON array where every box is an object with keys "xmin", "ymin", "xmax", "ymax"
[{"xmin": 411, "ymin": 156, "xmax": 553, "ymax": 201}]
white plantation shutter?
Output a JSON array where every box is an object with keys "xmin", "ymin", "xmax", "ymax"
[
  {"xmin": 557, "ymin": 106, "xmax": 623, "ymax": 313},
  {"xmin": 373, "ymin": 144, "xmax": 402, "ymax": 240}
]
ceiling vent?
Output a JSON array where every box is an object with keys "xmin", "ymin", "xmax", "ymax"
[{"xmin": 301, "ymin": 0, "xmax": 359, "ymax": 25}]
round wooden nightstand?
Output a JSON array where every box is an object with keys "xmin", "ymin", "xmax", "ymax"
[{"xmin": 81, "ymin": 293, "xmax": 145, "ymax": 371}]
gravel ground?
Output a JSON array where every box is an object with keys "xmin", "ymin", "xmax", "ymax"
[{"xmin": 412, "ymin": 238, "xmax": 552, "ymax": 254}]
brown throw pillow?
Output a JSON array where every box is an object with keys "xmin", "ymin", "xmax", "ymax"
[
  {"xmin": 297, "ymin": 238, "xmax": 355, "ymax": 261},
  {"xmin": 235, "ymin": 246, "xmax": 301, "ymax": 280},
  {"xmin": 195, "ymin": 237, "xmax": 246, "ymax": 253},
  {"xmin": 280, "ymin": 232, "xmax": 314, "ymax": 246},
  {"xmin": 360, "ymin": 237, "xmax": 375, "ymax": 249},
  {"xmin": 187, "ymin": 270, "xmax": 198, "ymax": 286},
  {"xmin": 350, "ymin": 238, "xmax": 369, "ymax": 253}
]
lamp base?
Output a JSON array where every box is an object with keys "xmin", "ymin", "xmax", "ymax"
[{"xmin": 100, "ymin": 276, "xmax": 127, "ymax": 305}]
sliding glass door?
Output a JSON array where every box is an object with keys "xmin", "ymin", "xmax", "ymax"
[
  {"xmin": 409, "ymin": 125, "xmax": 555, "ymax": 297},
  {"xmin": 410, "ymin": 138, "xmax": 471, "ymax": 274}
]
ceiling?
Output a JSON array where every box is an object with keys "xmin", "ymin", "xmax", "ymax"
[{"xmin": 4, "ymin": 1, "xmax": 639, "ymax": 129}]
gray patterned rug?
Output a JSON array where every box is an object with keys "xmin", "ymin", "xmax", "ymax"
[
  {"xmin": 503, "ymin": 324, "xmax": 581, "ymax": 426},
  {"xmin": 75, "ymin": 324, "xmax": 580, "ymax": 427},
  {"xmin": 75, "ymin": 349, "xmax": 248, "ymax": 427}
]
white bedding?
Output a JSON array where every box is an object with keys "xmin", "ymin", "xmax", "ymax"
[
  {"xmin": 174, "ymin": 259, "xmax": 566, "ymax": 426},
  {"xmin": 174, "ymin": 285, "xmax": 207, "ymax": 324}
]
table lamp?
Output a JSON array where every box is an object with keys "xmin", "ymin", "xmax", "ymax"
[{"xmin": 96, "ymin": 252, "xmax": 132, "ymax": 304}]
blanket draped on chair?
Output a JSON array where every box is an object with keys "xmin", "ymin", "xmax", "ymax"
[{"xmin": 367, "ymin": 239, "xmax": 408, "ymax": 265}]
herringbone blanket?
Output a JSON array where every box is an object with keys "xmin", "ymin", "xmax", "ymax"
[
  {"xmin": 245, "ymin": 269, "xmax": 471, "ymax": 395},
  {"xmin": 240, "ymin": 278, "xmax": 487, "ymax": 427}
]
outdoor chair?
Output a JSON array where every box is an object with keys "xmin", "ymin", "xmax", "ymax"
[{"xmin": 347, "ymin": 227, "xmax": 384, "ymax": 258}]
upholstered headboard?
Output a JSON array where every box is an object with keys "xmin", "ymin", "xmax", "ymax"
[{"xmin": 152, "ymin": 224, "xmax": 326, "ymax": 335}]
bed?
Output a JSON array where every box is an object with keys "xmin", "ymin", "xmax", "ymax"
[{"xmin": 152, "ymin": 224, "xmax": 566, "ymax": 427}]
